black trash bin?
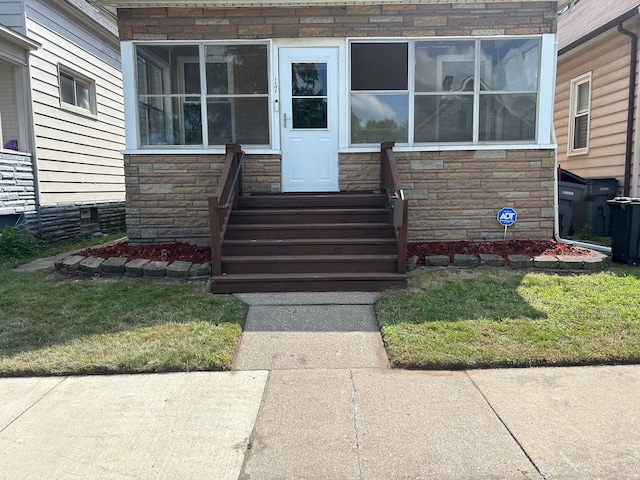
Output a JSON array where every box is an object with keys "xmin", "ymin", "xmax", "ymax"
[
  {"xmin": 557, "ymin": 169, "xmax": 587, "ymax": 237},
  {"xmin": 572, "ymin": 178, "xmax": 619, "ymax": 237},
  {"xmin": 607, "ymin": 197, "xmax": 640, "ymax": 266}
]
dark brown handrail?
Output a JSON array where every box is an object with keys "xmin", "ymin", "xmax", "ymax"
[
  {"xmin": 380, "ymin": 141, "xmax": 408, "ymax": 274},
  {"xmin": 209, "ymin": 143, "xmax": 244, "ymax": 276}
]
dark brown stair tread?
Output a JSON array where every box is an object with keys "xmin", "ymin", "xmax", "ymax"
[{"xmin": 221, "ymin": 254, "xmax": 398, "ymax": 263}]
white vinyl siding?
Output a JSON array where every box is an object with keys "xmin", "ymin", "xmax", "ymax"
[
  {"xmin": 25, "ymin": 0, "xmax": 124, "ymax": 205},
  {"xmin": 0, "ymin": 1, "xmax": 26, "ymax": 33}
]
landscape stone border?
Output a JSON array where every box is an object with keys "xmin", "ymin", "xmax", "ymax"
[
  {"xmin": 414, "ymin": 251, "xmax": 610, "ymax": 272},
  {"xmin": 55, "ymin": 249, "xmax": 610, "ymax": 283},
  {"xmin": 55, "ymin": 255, "xmax": 211, "ymax": 281}
]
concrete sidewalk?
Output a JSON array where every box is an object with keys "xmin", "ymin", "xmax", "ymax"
[{"xmin": 1, "ymin": 292, "xmax": 640, "ymax": 479}]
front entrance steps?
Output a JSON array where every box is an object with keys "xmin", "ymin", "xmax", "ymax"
[{"xmin": 210, "ymin": 192, "xmax": 407, "ymax": 293}]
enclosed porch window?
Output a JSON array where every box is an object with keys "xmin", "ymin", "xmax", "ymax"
[
  {"xmin": 350, "ymin": 37, "xmax": 541, "ymax": 146},
  {"xmin": 135, "ymin": 43, "xmax": 270, "ymax": 148}
]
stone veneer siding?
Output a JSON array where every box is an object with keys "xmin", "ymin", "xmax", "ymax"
[
  {"xmin": 118, "ymin": 2, "xmax": 557, "ymax": 245},
  {"xmin": 0, "ymin": 152, "xmax": 36, "ymax": 224}
]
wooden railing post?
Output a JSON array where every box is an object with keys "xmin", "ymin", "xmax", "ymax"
[
  {"xmin": 209, "ymin": 144, "xmax": 244, "ymax": 277},
  {"xmin": 379, "ymin": 141, "xmax": 408, "ymax": 275}
]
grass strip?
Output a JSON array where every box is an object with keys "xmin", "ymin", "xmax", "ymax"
[
  {"xmin": 0, "ymin": 269, "xmax": 243, "ymax": 376},
  {"xmin": 377, "ymin": 266, "xmax": 640, "ymax": 369}
]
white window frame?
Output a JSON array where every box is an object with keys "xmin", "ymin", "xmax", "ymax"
[
  {"xmin": 58, "ymin": 65, "xmax": 97, "ymax": 117},
  {"xmin": 567, "ymin": 72, "xmax": 592, "ymax": 156}
]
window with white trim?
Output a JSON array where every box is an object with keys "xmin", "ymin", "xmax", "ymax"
[
  {"xmin": 59, "ymin": 67, "xmax": 95, "ymax": 114},
  {"xmin": 568, "ymin": 72, "xmax": 591, "ymax": 155},
  {"xmin": 135, "ymin": 43, "xmax": 270, "ymax": 148},
  {"xmin": 349, "ymin": 37, "xmax": 541, "ymax": 146}
]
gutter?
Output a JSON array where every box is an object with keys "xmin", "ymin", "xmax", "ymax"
[{"xmin": 618, "ymin": 20, "xmax": 638, "ymax": 197}]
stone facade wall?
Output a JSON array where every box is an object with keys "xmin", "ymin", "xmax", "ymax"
[
  {"xmin": 117, "ymin": 3, "xmax": 556, "ymax": 41},
  {"xmin": 119, "ymin": 2, "xmax": 557, "ymax": 245},
  {"xmin": 125, "ymin": 153, "xmax": 225, "ymax": 245},
  {"xmin": 0, "ymin": 152, "xmax": 36, "ymax": 224}
]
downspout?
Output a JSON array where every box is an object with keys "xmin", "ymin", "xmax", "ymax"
[{"xmin": 618, "ymin": 20, "xmax": 638, "ymax": 197}]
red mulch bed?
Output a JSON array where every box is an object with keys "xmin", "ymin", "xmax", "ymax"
[
  {"xmin": 80, "ymin": 239, "xmax": 590, "ymax": 265},
  {"xmin": 409, "ymin": 239, "xmax": 589, "ymax": 265}
]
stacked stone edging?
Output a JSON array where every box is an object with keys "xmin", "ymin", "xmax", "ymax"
[
  {"xmin": 55, "ymin": 255, "xmax": 211, "ymax": 281},
  {"xmin": 419, "ymin": 252, "xmax": 610, "ymax": 271}
]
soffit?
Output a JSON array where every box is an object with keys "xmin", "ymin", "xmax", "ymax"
[{"xmin": 89, "ymin": 0, "xmax": 557, "ymax": 12}]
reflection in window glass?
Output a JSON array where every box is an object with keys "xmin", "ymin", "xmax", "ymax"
[
  {"xmin": 480, "ymin": 39, "xmax": 540, "ymax": 91},
  {"xmin": 351, "ymin": 94, "xmax": 408, "ymax": 144},
  {"xmin": 60, "ymin": 71, "xmax": 93, "ymax": 112},
  {"xmin": 415, "ymin": 41, "xmax": 475, "ymax": 93},
  {"xmin": 136, "ymin": 43, "xmax": 270, "ymax": 147},
  {"xmin": 292, "ymin": 63, "xmax": 327, "ymax": 96},
  {"xmin": 479, "ymin": 94, "xmax": 537, "ymax": 141},
  {"xmin": 415, "ymin": 95, "xmax": 473, "ymax": 143}
]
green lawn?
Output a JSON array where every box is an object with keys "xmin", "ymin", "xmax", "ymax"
[
  {"xmin": 0, "ymin": 230, "xmax": 244, "ymax": 376},
  {"xmin": 377, "ymin": 266, "xmax": 640, "ymax": 369}
]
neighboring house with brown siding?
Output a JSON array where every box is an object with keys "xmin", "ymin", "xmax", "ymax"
[
  {"xmin": 555, "ymin": 0, "xmax": 640, "ymax": 197},
  {"xmin": 91, "ymin": 0, "xmax": 558, "ymax": 247},
  {"xmin": 0, "ymin": 0, "xmax": 125, "ymax": 240}
]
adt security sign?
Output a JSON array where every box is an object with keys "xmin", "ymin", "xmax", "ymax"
[{"xmin": 497, "ymin": 207, "xmax": 517, "ymax": 226}]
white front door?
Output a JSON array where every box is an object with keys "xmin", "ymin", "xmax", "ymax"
[{"xmin": 279, "ymin": 47, "xmax": 339, "ymax": 192}]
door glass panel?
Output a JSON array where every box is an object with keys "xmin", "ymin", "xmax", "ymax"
[{"xmin": 292, "ymin": 62, "xmax": 328, "ymax": 129}]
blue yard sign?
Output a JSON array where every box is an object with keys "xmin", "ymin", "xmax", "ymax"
[
  {"xmin": 497, "ymin": 207, "xmax": 517, "ymax": 240},
  {"xmin": 497, "ymin": 207, "xmax": 517, "ymax": 226}
]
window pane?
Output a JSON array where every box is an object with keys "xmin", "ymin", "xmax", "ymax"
[
  {"xmin": 573, "ymin": 115, "xmax": 588, "ymax": 150},
  {"xmin": 415, "ymin": 95, "xmax": 473, "ymax": 142},
  {"xmin": 139, "ymin": 97, "xmax": 171, "ymax": 145},
  {"xmin": 576, "ymin": 82, "xmax": 590, "ymax": 113},
  {"xmin": 480, "ymin": 39, "xmax": 540, "ymax": 91},
  {"xmin": 206, "ymin": 63, "xmax": 230, "ymax": 95},
  {"xmin": 206, "ymin": 44, "xmax": 268, "ymax": 94},
  {"xmin": 351, "ymin": 43, "xmax": 408, "ymax": 91},
  {"xmin": 233, "ymin": 98, "xmax": 270, "ymax": 145},
  {"xmin": 182, "ymin": 98, "xmax": 203, "ymax": 144},
  {"xmin": 293, "ymin": 99, "xmax": 327, "ymax": 128},
  {"xmin": 183, "ymin": 62, "xmax": 201, "ymax": 94},
  {"xmin": 76, "ymin": 81, "xmax": 91, "ymax": 110},
  {"xmin": 207, "ymin": 101, "xmax": 233, "ymax": 144},
  {"xmin": 292, "ymin": 63, "xmax": 327, "ymax": 96},
  {"xmin": 415, "ymin": 41, "xmax": 475, "ymax": 92},
  {"xmin": 351, "ymin": 94, "xmax": 408, "ymax": 144},
  {"xmin": 60, "ymin": 72, "xmax": 75, "ymax": 104},
  {"xmin": 479, "ymin": 94, "xmax": 537, "ymax": 141}
]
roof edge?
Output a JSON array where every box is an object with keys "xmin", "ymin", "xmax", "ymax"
[{"xmin": 558, "ymin": 6, "xmax": 640, "ymax": 56}]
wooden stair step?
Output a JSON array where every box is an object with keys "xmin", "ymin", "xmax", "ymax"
[
  {"xmin": 229, "ymin": 208, "xmax": 390, "ymax": 224},
  {"xmin": 236, "ymin": 193, "xmax": 388, "ymax": 209},
  {"xmin": 225, "ymin": 223, "xmax": 396, "ymax": 240},
  {"xmin": 221, "ymin": 254, "xmax": 399, "ymax": 274},
  {"xmin": 222, "ymin": 238, "xmax": 397, "ymax": 256},
  {"xmin": 209, "ymin": 272, "xmax": 407, "ymax": 293}
]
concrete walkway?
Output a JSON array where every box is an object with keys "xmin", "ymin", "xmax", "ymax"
[{"xmin": 1, "ymin": 292, "xmax": 640, "ymax": 479}]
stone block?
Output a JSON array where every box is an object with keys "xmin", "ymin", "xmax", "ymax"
[
  {"xmin": 533, "ymin": 255, "xmax": 559, "ymax": 269},
  {"xmin": 189, "ymin": 262, "xmax": 211, "ymax": 278},
  {"xmin": 508, "ymin": 255, "xmax": 533, "ymax": 269},
  {"xmin": 143, "ymin": 261, "xmax": 169, "ymax": 277},
  {"xmin": 425, "ymin": 255, "xmax": 450, "ymax": 267},
  {"xmin": 166, "ymin": 261, "xmax": 192, "ymax": 278},
  {"xmin": 453, "ymin": 254, "xmax": 479, "ymax": 267},
  {"xmin": 80, "ymin": 256, "xmax": 105, "ymax": 275},
  {"xmin": 479, "ymin": 254, "xmax": 504, "ymax": 267},
  {"xmin": 102, "ymin": 257, "xmax": 128, "ymax": 274},
  {"xmin": 62, "ymin": 255, "xmax": 85, "ymax": 273},
  {"xmin": 125, "ymin": 258, "xmax": 150, "ymax": 276},
  {"xmin": 556, "ymin": 255, "xmax": 584, "ymax": 270}
]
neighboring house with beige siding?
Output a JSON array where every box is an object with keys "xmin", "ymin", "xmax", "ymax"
[
  {"xmin": 0, "ymin": 0, "xmax": 125, "ymax": 240},
  {"xmin": 555, "ymin": 0, "xmax": 640, "ymax": 197}
]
